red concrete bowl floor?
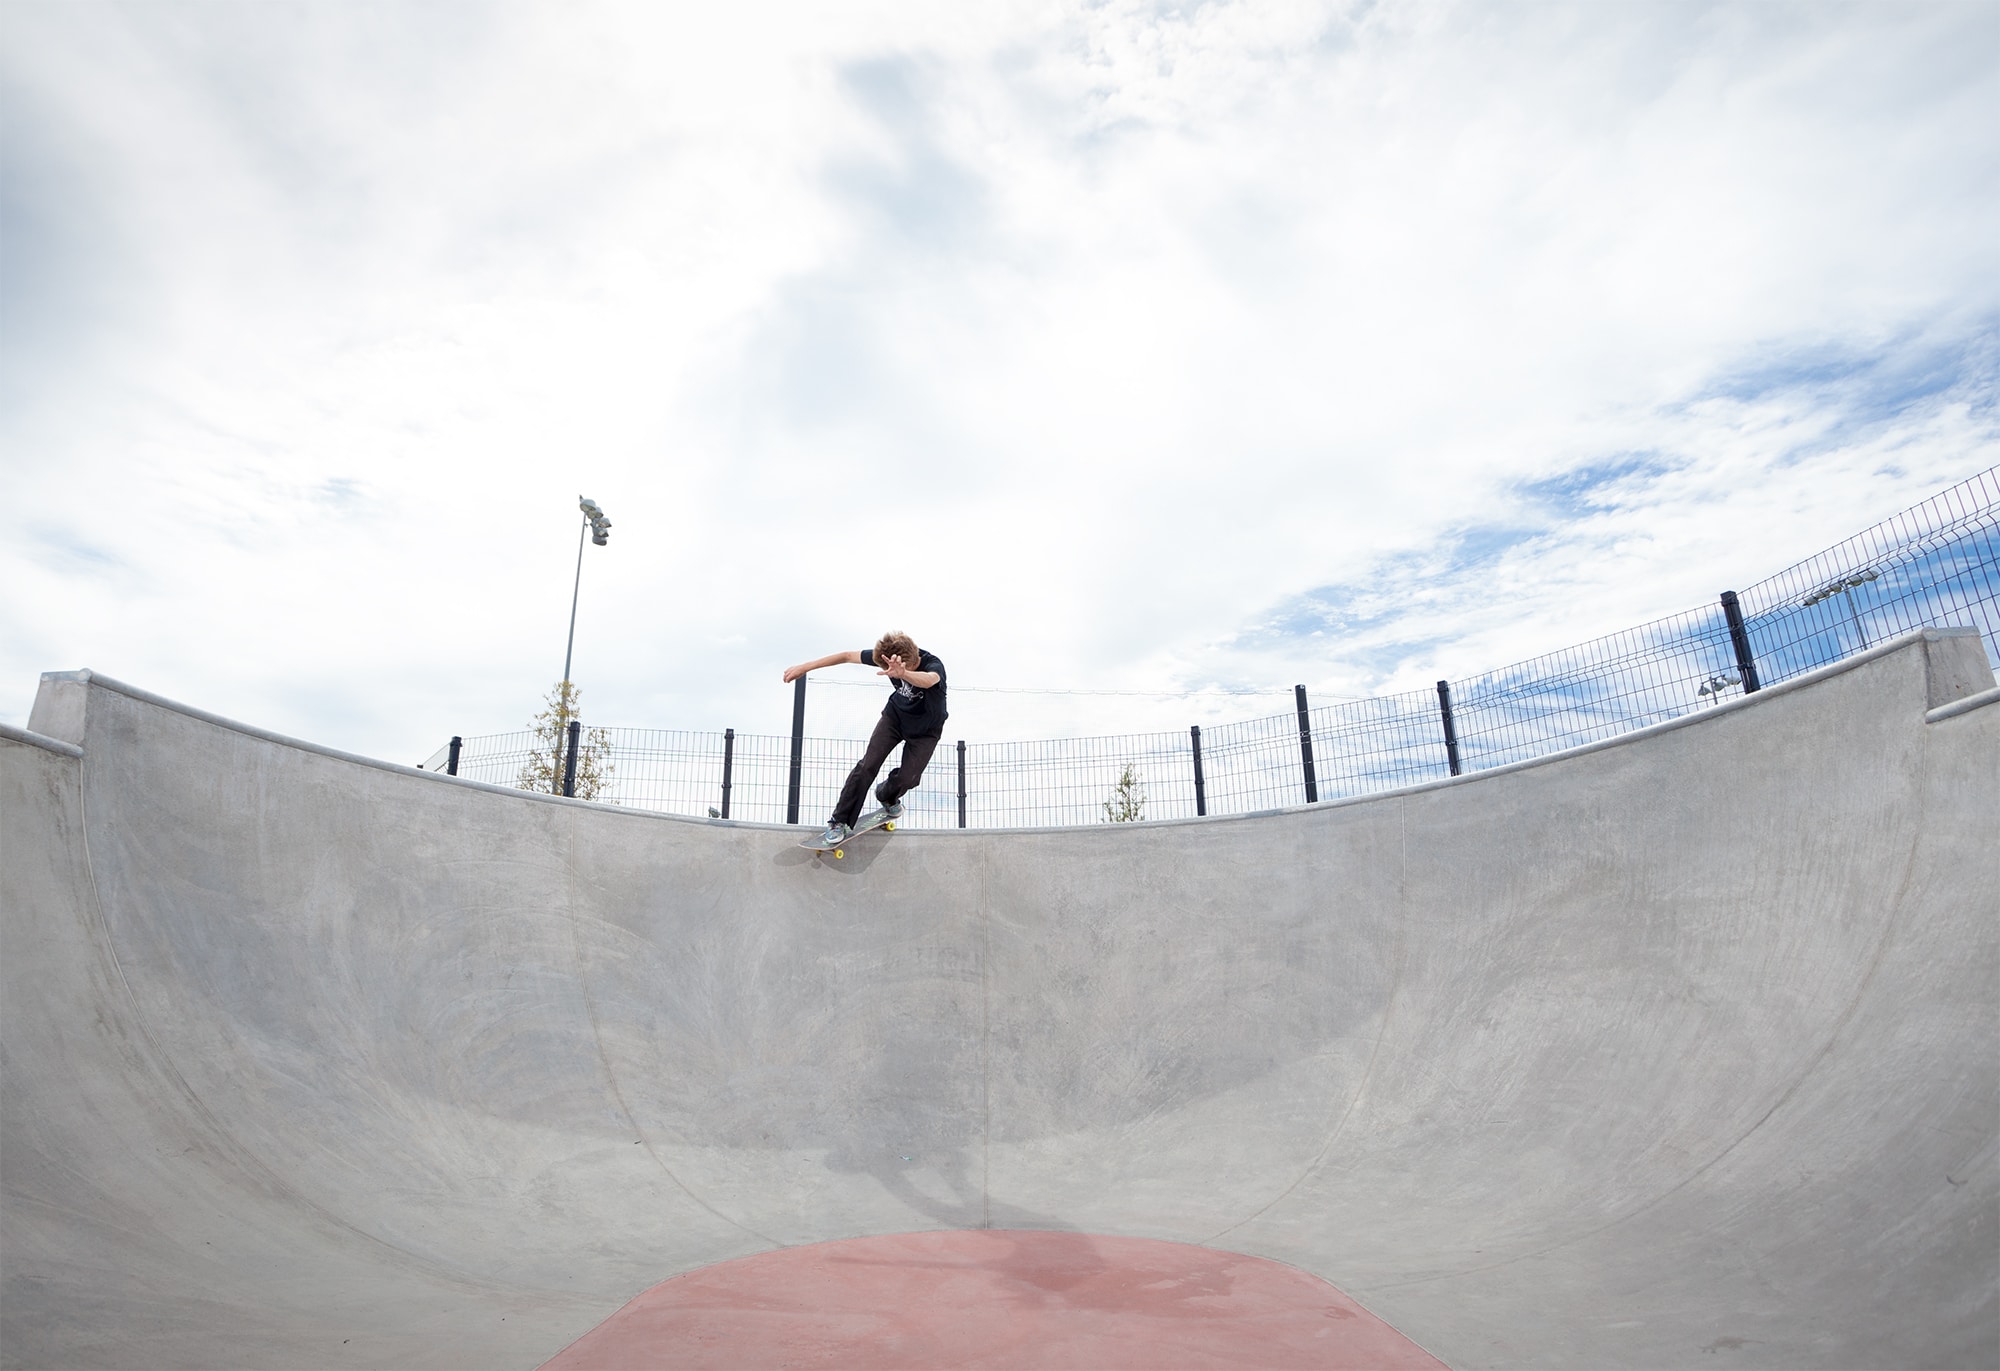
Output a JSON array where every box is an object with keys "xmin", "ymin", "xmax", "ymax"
[{"xmin": 539, "ymin": 1230, "xmax": 1445, "ymax": 1370}]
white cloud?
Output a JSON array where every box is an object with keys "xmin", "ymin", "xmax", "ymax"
[{"xmin": 2, "ymin": 0, "xmax": 1995, "ymax": 764}]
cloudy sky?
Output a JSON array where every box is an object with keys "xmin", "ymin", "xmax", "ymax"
[{"xmin": 4, "ymin": 0, "xmax": 1996, "ymax": 761}]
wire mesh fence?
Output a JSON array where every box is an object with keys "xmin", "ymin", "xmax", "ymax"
[
  {"xmin": 1447, "ymin": 604, "xmax": 1745, "ymax": 771},
  {"xmin": 1737, "ymin": 471, "xmax": 1999, "ymax": 687},
  {"xmin": 422, "ymin": 467, "xmax": 1998, "ymax": 828}
]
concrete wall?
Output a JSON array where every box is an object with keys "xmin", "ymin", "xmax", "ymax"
[{"xmin": 3, "ymin": 630, "xmax": 1994, "ymax": 1369}]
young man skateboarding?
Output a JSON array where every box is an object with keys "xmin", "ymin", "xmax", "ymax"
[{"xmin": 783, "ymin": 632, "xmax": 948, "ymax": 847}]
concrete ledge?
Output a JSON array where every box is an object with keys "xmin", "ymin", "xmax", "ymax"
[
  {"xmin": 0, "ymin": 721, "xmax": 84, "ymax": 758},
  {"xmin": 1927, "ymin": 683, "xmax": 2000, "ymax": 723},
  {"xmin": 28, "ymin": 667, "xmax": 715, "ymax": 823}
]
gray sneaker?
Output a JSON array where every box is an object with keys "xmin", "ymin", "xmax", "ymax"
[
  {"xmin": 875, "ymin": 787, "xmax": 904, "ymax": 818},
  {"xmin": 818, "ymin": 822, "xmax": 852, "ymax": 845}
]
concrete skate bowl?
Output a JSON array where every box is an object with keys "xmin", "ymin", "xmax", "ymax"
[{"xmin": 3, "ymin": 630, "xmax": 1995, "ymax": 1370}]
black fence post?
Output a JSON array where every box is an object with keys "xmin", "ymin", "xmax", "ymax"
[
  {"xmin": 562, "ymin": 720, "xmax": 581, "ymax": 797},
  {"xmin": 1720, "ymin": 590, "xmax": 1762, "ymax": 692},
  {"xmin": 1190, "ymin": 725, "xmax": 1207, "ymax": 817},
  {"xmin": 1294, "ymin": 685, "xmax": 1319, "ymax": 804},
  {"xmin": 446, "ymin": 736, "xmax": 461, "ymax": 777},
  {"xmin": 1436, "ymin": 680, "xmax": 1462, "ymax": 777},
  {"xmin": 786, "ymin": 676, "xmax": 807, "ymax": 824},
  {"xmin": 720, "ymin": 728, "xmax": 735, "ymax": 819},
  {"xmin": 956, "ymin": 739, "xmax": 967, "ymax": 829}
]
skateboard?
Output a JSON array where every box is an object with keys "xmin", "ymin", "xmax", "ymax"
[{"xmin": 799, "ymin": 807, "xmax": 897, "ymax": 858}]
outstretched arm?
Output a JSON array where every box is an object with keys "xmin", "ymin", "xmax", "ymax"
[
  {"xmin": 876, "ymin": 655, "xmax": 940, "ymax": 689},
  {"xmin": 783, "ymin": 650, "xmax": 862, "ymax": 683}
]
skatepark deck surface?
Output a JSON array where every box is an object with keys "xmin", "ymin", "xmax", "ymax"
[{"xmin": 3, "ymin": 629, "xmax": 1996, "ymax": 1369}]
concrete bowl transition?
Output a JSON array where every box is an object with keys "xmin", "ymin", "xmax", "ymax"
[{"xmin": 2, "ymin": 629, "xmax": 1995, "ymax": 1369}]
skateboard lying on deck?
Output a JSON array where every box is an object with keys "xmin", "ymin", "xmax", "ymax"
[{"xmin": 799, "ymin": 807, "xmax": 896, "ymax": 858}]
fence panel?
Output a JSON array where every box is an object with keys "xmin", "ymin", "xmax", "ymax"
[
  {"xmin": 1739, "ymin": 469, "xmax": 1999, "ymax": 685},
  {"xmin": 1449, "ymin": 605, "xmax": 1744, "ymax": 771}
]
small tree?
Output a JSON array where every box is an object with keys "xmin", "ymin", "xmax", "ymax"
[
  {"xmin": 518, "ymin": 680, "xmax": 616, "ymax": 801},
  {"xmin": 1102, "ymin": 763, "xmax": 1145, "ymax": 823}
]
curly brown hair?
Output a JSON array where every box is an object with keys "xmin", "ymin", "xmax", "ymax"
[{"xmin": 874, "ymin": 631, "xmax": 920, "ymax": 664}]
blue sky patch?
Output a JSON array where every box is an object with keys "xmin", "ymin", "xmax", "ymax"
[
  {"xmin": 1696, "ymin": 323, "xmax": 1998, "ymax": 428},
  {"xmin": 31, "ymin": 526, "xmax": 124, "ymax": 575},
  {"xmin": 830, "ymin": 57, "xmax": 986, "ymax": 251},
  {"xmin": 1514, "ymin": 455, "xmax": 1675, "ymax": 521}
]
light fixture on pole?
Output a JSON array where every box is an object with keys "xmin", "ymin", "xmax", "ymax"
[
  {"xmin": 1697, "ymin": 673, "xmax": 1741, "ymax": 704},
  {"xmin": 1801, "ymin": 566, "xmax": 1880, "ymax": 651},
  {"xmin": 563, "ymin": 497, "xmax": 612, "ymax": 685}
]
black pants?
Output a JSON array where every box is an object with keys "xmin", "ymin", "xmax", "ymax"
[{"xmin": 832, "ymin": 717, "xmax": 941, "ymax": 827}]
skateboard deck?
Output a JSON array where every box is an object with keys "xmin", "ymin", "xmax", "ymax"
[{"xmin": 799, "ymin": 807, "xmax": 896, "ymax": 857}]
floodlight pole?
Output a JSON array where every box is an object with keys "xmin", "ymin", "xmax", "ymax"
[
  {"xmin": 562, "ymin": 496, "xmax": 612, "ymax": 685},
  {"xmin": 563, "ymin": 515, "xmax": 587, "ymax": 685},
  {"xmin": 1838, "ymin": 585, "xmax": 1868, "ymax": 650}
]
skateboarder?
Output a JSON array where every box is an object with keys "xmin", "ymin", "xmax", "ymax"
[{"xmin": 783, "ymin": 632, "xmax": 948, "ymax": 847}]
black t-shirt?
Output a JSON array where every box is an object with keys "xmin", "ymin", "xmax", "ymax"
[{"xmin": 859, "ymin": 648, "xmax": 948, "ymax": 738}]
